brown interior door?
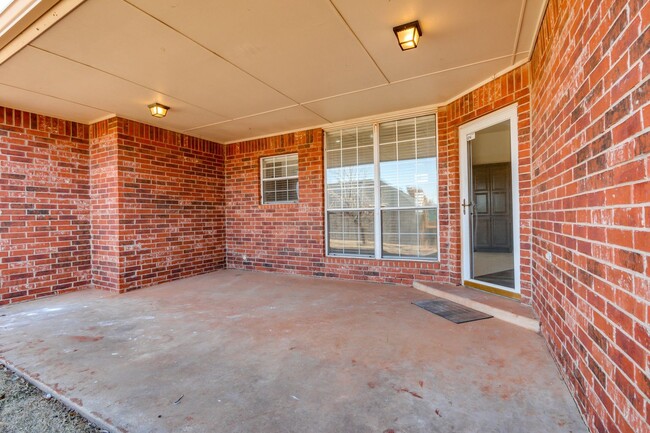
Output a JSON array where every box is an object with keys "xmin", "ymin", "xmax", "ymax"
[{"xmin": 472, "ymin": 163, "xmax": 512, "ymax": 252}]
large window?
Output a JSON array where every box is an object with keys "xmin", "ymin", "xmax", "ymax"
[
  {"xmin": 261, "ymin": 154, "xmax": 298, "ymax": 204},
  {"xmin": 325, "ymin": 114, "xmax": 438, "ymax": 260}
]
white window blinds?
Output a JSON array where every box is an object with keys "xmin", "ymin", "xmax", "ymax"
[
  {"xmin": 325, "ymin": 114, "xmax": 438, "ymax": 260},
  {"xmin": 261, "ymin": 154, "xmax": 299, "ymax": 204}
]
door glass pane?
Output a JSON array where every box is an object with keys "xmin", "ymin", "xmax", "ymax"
[{"xmin": 469, "ymin": 120, "xmax": 514, "ymax": 289}]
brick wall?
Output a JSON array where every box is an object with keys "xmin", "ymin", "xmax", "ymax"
[
  {"xmin": 2, "ymin": 111, "xmax": 224, "ymax": 301},
  {"xmin": 89, "ymin": 117, "xmax": 120, "ymax": 291},
  {"xmin": 225, "ymin": 68, "xmax": 532, "ymax": 293},
  {"xmin": 91, "ymin": 117, "xmax": 225, "ymax": 293},
  {"xmin": 116, "ymin": 118, "xmax": 225, "ymax": 291},
  {"xmin": 0, "ymin": 107, "xmax": 91, "ymax": 304},
  {"xmin": 225, "ymin": 129, "xmax": 448, "ymax": 284},
  {"xmin": 530, "ymin": 0, "xmax": 649, "ymax": 432}
]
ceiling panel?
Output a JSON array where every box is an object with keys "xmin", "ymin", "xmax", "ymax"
[
  {"xmin": 0, "ymin": 83, "xmax": 112, "ymax": 123},
  {"xmin": 0, "ymin": 0, "xmax": 548, "ymax": 143},
  {"xmin": 31, "ymin": 0, "xmax": 295, "ymax": 119},
  {"xmin": 516, "ymin": 0, "xmax": 548, "ymax": 54},
  {"xmin": 304, "ymin": 58, "xmax": 513, "ymax": 122},
  {"xmin": 185, "ymin": 106, "xmax": 328, "ymax": 144},
  {"xmin": 128, "ymin": 0, "xmax": 388, "ymax": 103},
  {"xmin": 331, "ymin": 0, "xmax": 523, "ymax": 82},
  {"xmin": 0, "ymin": 46, "xmax": 226, "ymax": 131}
]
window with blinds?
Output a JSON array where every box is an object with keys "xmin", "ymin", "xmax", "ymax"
[
  {"xmin": 325, "ymin": 114, "xmax": 438, "ymax": 260},
  {"xmin": 261, "ymin": 154, "xmax": 299, "ymax": 204},
  {"xmin": 325, "ymin": 126, "xmax": 375, "ymax": 255}
]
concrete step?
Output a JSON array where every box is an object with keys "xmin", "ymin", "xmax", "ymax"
[{"xmin": 412, "ymin": 281, "xmax": 540, "ymax": 333}]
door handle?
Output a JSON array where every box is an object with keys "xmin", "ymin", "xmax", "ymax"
[{"xmin": 462, "ymin": 199, "xmax": 473, "ymax": 215}]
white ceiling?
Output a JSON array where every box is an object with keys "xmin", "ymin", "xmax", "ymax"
[{"xmin": 0, "ymin": 0, "xmax": 547, "ymax": 143}]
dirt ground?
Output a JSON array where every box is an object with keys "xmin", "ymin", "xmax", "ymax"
[{"xmin": 0, "ymin": 366, "xmax": 104, "ymax": 433}]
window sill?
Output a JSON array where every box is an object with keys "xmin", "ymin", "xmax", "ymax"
[
  {"xmin": 326, "ymin": 253, "xmax": 440, "ymax": 264},
  {"xmin": 261, "ymin": 201, "xmax": 299, "ymax": 205}
]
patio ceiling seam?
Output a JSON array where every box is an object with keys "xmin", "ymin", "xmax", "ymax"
[
  {"xmin": 26, "ymin": 44, "xmax": 229, "ymax": 120},
  {"xmin": 119, "ymin": 0, "xmax": 331, "ymax": 123},
  {"xmin": 0, "ymin": 80, "xmax": 113, "ymax": 115},
  {"xmin": 511, "ymin": 0, "xmax": 528, "ymax": 64},
  {"xmin": 326, "ymin": 0, "xmax": 391, "ymax": 84}
]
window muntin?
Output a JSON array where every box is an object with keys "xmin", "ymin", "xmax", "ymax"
[
  {"xmin": 261, "ymin": 154, "xmax": 298, "ymax": 204},
  {"xmin": 325, "ymin": 114, "xmax": 438, "ymax": 261}
]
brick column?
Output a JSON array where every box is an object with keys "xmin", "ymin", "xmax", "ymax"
[{"xmin": 89, "ymin": 117, "xmax": 121, "ymax": 292}]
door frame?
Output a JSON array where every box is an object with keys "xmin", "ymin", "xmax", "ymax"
[{"xmin": 459, "ymin": 104, "xmax": 520, "ymax": 296}]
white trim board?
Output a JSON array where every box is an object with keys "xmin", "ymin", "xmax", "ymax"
[{"xmin": 458, "ymin": 104, "xmax": 521, "ymax": 295}]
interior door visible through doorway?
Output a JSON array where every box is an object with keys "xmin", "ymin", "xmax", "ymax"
[
  {"xmin": 459, "ymin": 105, "xmax": 520, "ymax": 297},
  {"xmin": 473, "ymin": 163, "xmax": 512, "ymax": 253}
]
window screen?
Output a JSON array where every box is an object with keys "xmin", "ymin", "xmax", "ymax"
[
  {"xmin": 261, "ymin": 154, "xmax": 298, "ymax": 204},
  {"xmin": 325, "ymin": 114, "xmax": 438, "ymax": 260}
]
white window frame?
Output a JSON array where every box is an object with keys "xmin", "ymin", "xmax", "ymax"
[
  {"xmin": 324, "ymin": 112, "xmax": 440, "ymax": 262},
  {"xmin": 260, "ymin": 153, "xmax": 299, "ymax": 205}
]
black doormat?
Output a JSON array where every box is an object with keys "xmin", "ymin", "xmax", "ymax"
[{"xmin": 412, "ymin": 299, "xmax": 493, "ymax": 324}]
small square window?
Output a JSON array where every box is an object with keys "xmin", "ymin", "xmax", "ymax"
[{"xmin": 261, "ymin": 154, "xmax": 299, "ymax": 204}]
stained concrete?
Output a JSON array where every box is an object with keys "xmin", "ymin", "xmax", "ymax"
[{"xmin": 0, "ymin": 270, "xmax": 587, "ymax": 433}]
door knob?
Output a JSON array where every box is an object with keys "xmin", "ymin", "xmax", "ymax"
[{"xmin": 462, "ymin": 199, "xmax": 473, "ymax": 215}]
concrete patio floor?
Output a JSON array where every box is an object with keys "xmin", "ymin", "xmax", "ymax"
[{"xmin": 0, "ymin": 270, "xmax": 587, "ymax": 433}]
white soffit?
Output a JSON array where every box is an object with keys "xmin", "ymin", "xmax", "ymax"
[
  {"xmin": 330, "ymin": 0, "xmax": 524, "ymax": 82},
  {"xmin": 185, "ymin": 106, "xmax": 328, "ymax": 144},
  {"xmin": 515, "ymin": 0, "xmax": 548, "ymax": 56},
  {"xmin": 30, "ymin": 0, "xmax": 296, "ymax": 119},
  {"xmin": 128, "ymin": 0, "xmax": 389, "ymax": 103},
  {"xmin": 0, "ymin": 46, "xmax": 227, "ymax": 131},
  {"xmin": 0, "ymin": 0, "xmax": 548, "ymax": 143},
  {"xmin": 0, "ymin": 82, "xmax": 111, "ymax": 121},
  {"xmin": 305, "ymin": 57, "xmax": 513, "ymax": 123}
]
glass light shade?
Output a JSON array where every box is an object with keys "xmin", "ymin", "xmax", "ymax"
[
  {"xmin": 148, "ymin": 103, "xmax": 169, "ymax": 118},
  {"xmin": 393, "ymin": 21, "xmax": 422, "ymax": 51}
]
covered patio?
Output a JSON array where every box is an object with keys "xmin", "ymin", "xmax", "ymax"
[
  {"xmin": 1, "ymin": 270, "xmax": 586, "ymax": 433},
  {"xmin": 1, "ymin": 0, "xmax": 648, "ymax": 431}
]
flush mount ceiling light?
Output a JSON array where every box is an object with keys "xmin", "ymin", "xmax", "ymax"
[
  {"xmin": 148, "ymin": 102, "xmax": 169, "ymax": 118},
  {"xmin": 393, "ymin": 20, "xmax": 422, "ymax": 51}
]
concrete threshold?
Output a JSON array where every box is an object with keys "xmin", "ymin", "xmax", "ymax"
[{"xmin": 412, "ymin": 281, "xmax": 540, "ymax": 333}]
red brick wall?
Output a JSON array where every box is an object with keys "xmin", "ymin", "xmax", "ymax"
[
  {"xmin": 116, "ymin": 118, "xmax": 225, "ymax": 291},
  {"xmin": 530, "ymin": 0, "xmax": 649, "ymax": 432},
  {"xmin": 225, "ymin": 70, "xmax": 532, "ymax": 293},
  {"xmin": 226, "ymin": 129, "xmax": 447, "ymax": 284},
  {"xmin": 0, "ymin": 107, "xmax": 91, "ymax": 304},
  {"xmin": 91, "ymin": 117, "xmax": 225, "ymax": 293},
  {"xmin": 89, "ymin": 117, "xmax": 120, "ymax": 292},
  {"xmin": 2, "ymin": 111, "xmax": 225, "ymax": 301}
]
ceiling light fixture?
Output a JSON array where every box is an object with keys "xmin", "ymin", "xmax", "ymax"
[
  {"xmin": 148, "ymin": 102, "xmax": 169, "ymax": 118},
  {"xmin": 393, "ymin": 20, "xmax": 422, "ymax": 51}
]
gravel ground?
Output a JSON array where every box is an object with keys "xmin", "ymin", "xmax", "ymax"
[{"xmin": 0, "ymin": 366, "xmax": 105, "ymax": 433}]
